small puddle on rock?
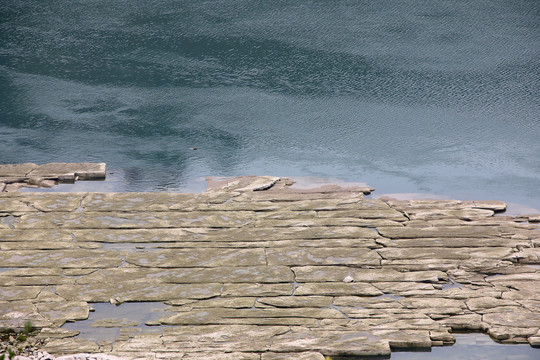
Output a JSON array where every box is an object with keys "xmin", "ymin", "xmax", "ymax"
[
  {"xmin": 330, "ymin": 333, "xmax": 539, "ymax": 359},
  {"xmin": 61, "ymin": 302, "xmax": 173, "ymax": 343},
  {"xmin": 373, "ymin": 294, "xmax": 404, "ymax": 300},
  {"xmin": 0, "ymin": 215, "xmax": 19, "ymax": 229},
  {"xmin": 442, "ymin": 281, "xmax": 464, "ymax": 290}
]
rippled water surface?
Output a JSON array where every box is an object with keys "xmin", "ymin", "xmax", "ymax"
[{"xmin": 1, "ymin": 1, "xmax": 539, "ymax": 210}]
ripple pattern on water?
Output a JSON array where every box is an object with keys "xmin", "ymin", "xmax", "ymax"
[{"xmin": 1, "ymin": 0, "xmax": 539, "ymax": 207}]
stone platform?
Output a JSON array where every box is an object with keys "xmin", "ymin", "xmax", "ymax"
[
  {"xmin": 1, "ymin": 176, "xmax": 539, "ymax": 360},
  {"xmin": 0, "ymin": 163, "xmax": 106, "ymax": 192}
]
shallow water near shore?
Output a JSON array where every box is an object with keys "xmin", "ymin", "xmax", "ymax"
[
  {"xmin": 336, "ymin": 333, "xmax": 540, "ymax": 359},
  {"xmin": 60, "ymin": 302, "xmax": 540, "ymax": 359},
  {"xmin": 1, "ymin": 0, "xmax": 539, "ymax": 210},
  {"xmin": 62, "ymin": 302, "xmax": 173, "ymax": 343}
]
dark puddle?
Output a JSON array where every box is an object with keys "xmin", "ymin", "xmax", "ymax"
[
  {"xmin": 0, "ymin": 215, "xmax": 19, "ymax": 229},
  {"xmin": 61, "ymin": 302, "xmax": 173, "ymax": 343},
  {"xmin": 441, "ymin": 280, "xmax": 464, "ymax": 290},
  {"xmin": 373, "ymin": 294, "xmax": 405, "ymax": 300},
  {"xmin": 330, "ymin": 333, "xmax": 539, "ymax": 360}
]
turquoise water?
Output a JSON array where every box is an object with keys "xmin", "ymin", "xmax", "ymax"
[
  {"xmin": 1, "ymin": 2, "xmax": 540, "ymax": 357},
  {"xmin": 1, "ymin": 0, "xmax": 539, "ymax": 212}
]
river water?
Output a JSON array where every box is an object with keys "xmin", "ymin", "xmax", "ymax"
[{"xmin": 1, "ymin": 1, "xmax": 539, "ymax": 210}]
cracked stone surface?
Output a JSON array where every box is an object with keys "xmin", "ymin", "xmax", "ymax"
[
  {"xmin": 0, "ymin": 162, "xmax": 106, "ymax": 192},
  {"xmin": 1, "ymin": 175, "xmax": 539, "ymax": 359}
]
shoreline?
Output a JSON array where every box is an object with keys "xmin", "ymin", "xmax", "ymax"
[
  {"xmin": 4, "ymin": 162, "xmax": 539, "ymax": 217},
  {"xmin": 1, "ymin": 166, "xmax": 539, "ymax": 359}
]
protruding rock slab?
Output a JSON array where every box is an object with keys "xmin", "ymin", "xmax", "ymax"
[
  {"xmin": 0, "ymin": 162, "xmax": 106, "ymax": 192},
  {"xmin": 26, "ymin": 162, "xmax": 106, "ymax": 180},
  {"xmin": 0, "ymin": 163, "xmax": 38, "ymax": 177},
  {"xmin": 206, "ymin": 175, "xmax": 281, "ymax": 192},
  {"xmin": 270, "ymin": 330, "xmax": 391, "ymax": 356}
]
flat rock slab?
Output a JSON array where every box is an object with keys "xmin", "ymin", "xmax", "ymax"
[
  {"xmin": 0, "ymin": 162, "xmax": 106, "ymax": 192},
  {"xmin": 0, "ymin": 175, "xmax": 539, "ymax": 358}
]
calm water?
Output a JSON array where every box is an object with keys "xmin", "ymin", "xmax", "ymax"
[
  {"xmin": 61, "ymin": 302, "xmax": 539, "ymax": 360},
  {"xmin": 1, "ymin": 0, "xmax": 539, "ymax": 212},
  {"xmin": 1, "ymin": 2, "xmax": 539, "ymax": 357}
]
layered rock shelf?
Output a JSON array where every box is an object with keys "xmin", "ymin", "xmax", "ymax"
[
  {"xmin": 0, "ymin": 163, "xmax": 106, "ymax": 192},
  {"xmin": 0, "ymin": 175, "xmax": 539, "ymax": 359}
]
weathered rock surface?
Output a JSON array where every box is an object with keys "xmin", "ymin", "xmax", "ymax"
[
  {"xmin": 0, "ymin": 162, "xmax": 106, "ymax": 192},
  {"xmin": 0, "ymin": 175, "xmax": 539, "ymax": 359}
]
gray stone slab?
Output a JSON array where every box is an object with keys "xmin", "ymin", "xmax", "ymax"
[
  {"xmin": 206, "ymin": 175, "xmax": 281, "ymax": 193},
  {"xmin": 75, "ymin": 266, "xmax": 293, "ymax": 284},
  {"xmin": 16, "ymin": 211, "xmax": 255, "ymax": 229},
  {"xmin": 0, "ymin": 285, "xmax": 43, "ymax": 300},
  {"xmin": 0, "ymin": 240, "xmax": 101, "ymax": 250},
  {"xmin": 267, "ymin": 247, "xmax": 381, "ymax": 266},
  {"xmin": 0, "ymin": 197, "xmax": 39, "ymax": 212},
  {"xmin": 406, "ymin": 209, "xmax": 495, "ymax": 220},
  {"xmin": 256, "ymin": 296, "xmax": 333, "ymax": 308},
  {"xmin": 0, "ymin": 249, "xmax": 122, "ymax": 268},
  {"xmin": 0, "ymin": 228, "xmax": 73, "ymax": 241},
  {"xmin": 221, "ymin": 283, "xmax": 293, "ymax": 297},
  {"xmin": 372, "ymin": 282, "xmax": 439, "ymax": 296},
  {"xmin": 56, "ymin": 283, "xmax": 222, "ymax": 302},
  {"xmin": 483, "ymin": 312, "xmax": 540, "ymax": 328},
  {"xmin": 294, "ymin": 282, "xmax": 383, "ymax": 296},
  {"xmin": 377, "ymin": 247, "xmax": 514, "ymax": 260},
  {"xmin": 269, "ymin": 329, "xmax": 391, "ymax": 356},
  {"xmin": 149, "ymin": 238, "xmax": 379, "ymax": 249},
  {"xmin": 0, "ymin": 163, "xmax": 38, "ymax": 177},
  {"xmin": 158, "ymin": 308, "xmax": 320, "ymax": 326},
  {"xmin": 125, "ymin": 248, "xmax": 266, "ymax": 267},
  {"xmin": 27, "ymin": 162, "xmax": 106, "ymax": 180},
  {"xmin": 72, "ymin": 226, "xmax": 378, "ymax": 242},
  {"xmin": 261, "ymin": 352, "xmax": 325, "ymax": 360},
  {"xmin": 168, "ymin": 297, "xmax": 255, "ymax": 309},
  {"xmin": 82, "ymin": 192, "xmax": 197, "ymax": 212},
  {"xmin": 292, "ymin": 266, "xmax": 446, "ymax": 283},
  {"xmin": 37, "ymin": 301, "xmax": 89, "ymax": 322},
  {"xmin": 256, "ymin": 217, "xmax": 401, "ymax": 228},
  {"xmin": 377, "ymin": 237, "xmax": 530, "ymax": 248},
  {"xmin": 372, "ymin": 330, "xmax": 432, "ymax": 349},
  {"xmin": 377, "ymin": 226, "xmax": 503, "ymax": 239},
  {"xmin": 0, "ymin": 275, "xmax": 75, "ymax": 286},
  {"xmin": 27, "ymin": 193, "xmax": 85, "ymax": 212},
  {"xmin": 316, "ymin": 209, "xmax": 407, "ymax": 220},
  {"xmin": 0, "ymin": 300, "xmax": 39, "ymax": 321},
  {"xmin": 160, "ymin": 325, "xmax": 289, "ymax": 352}
]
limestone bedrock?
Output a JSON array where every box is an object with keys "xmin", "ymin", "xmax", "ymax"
[
  {"xmin": 0, "ymin": 162, "xmax": 106, "ymax": 192},
  {"xmin": 0, "ymin": 175, "xmax": 539, "ymax": 360}
]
